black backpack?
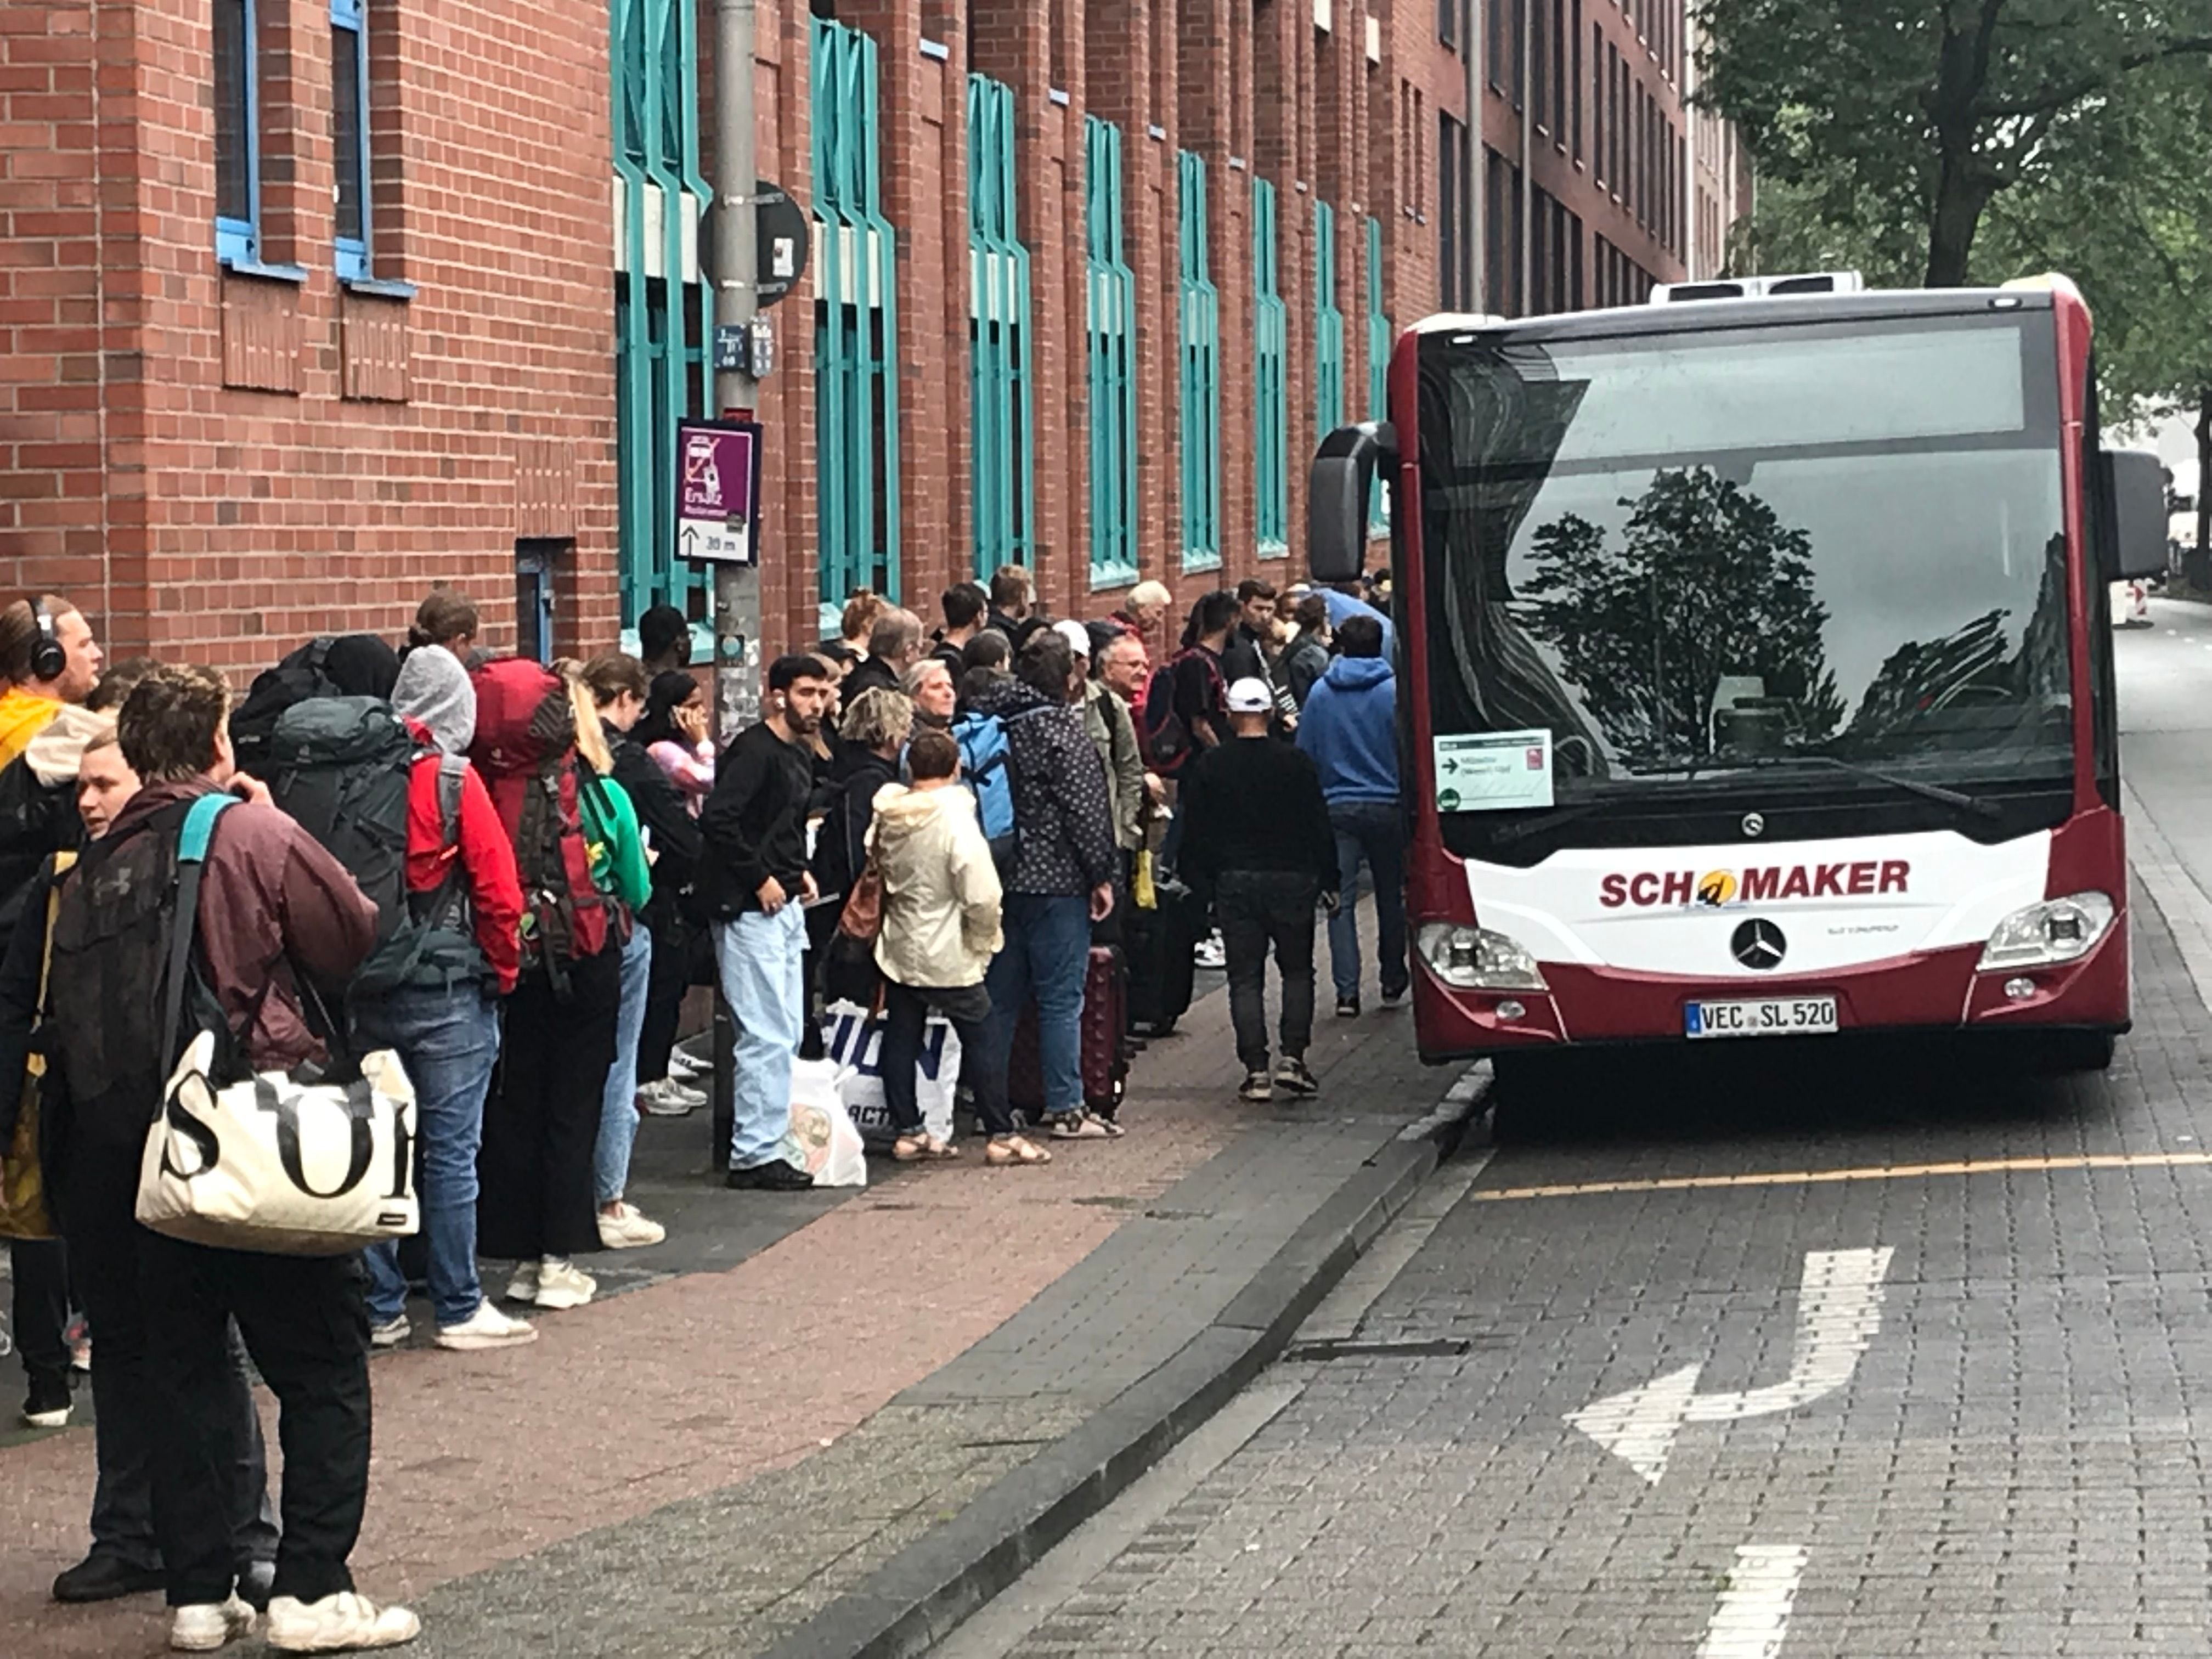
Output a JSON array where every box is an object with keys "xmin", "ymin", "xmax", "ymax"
[
  {"xmin": 232, "ymin": 638, "xmax": 348, "ymax": 774},
  {"xmin": 263, "ymin": 697, "xmax": 484, "ymax": 998}
]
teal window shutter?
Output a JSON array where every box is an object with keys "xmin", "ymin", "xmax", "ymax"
[
  {"xmin": 1177, "ymin": 152, "xmax": 1221, "ymax": 572},
  {"xmin": 969, "ymin": 75, "xmax": 1034, "ymax": 582},
  {"xmin": 813, "ymin": 19, "xmax": 904, "ymax": 630},
  {"xmin": 612, "ymin": 0, "xmax": 712, "ymax": 624},
  {"xmin": 1365, "ymin": 215, "xmax": 1391, "ymax": 535},
  {"xmin": 1314, "ymin": 200, "xmax": 1345, "ymax": 437},
  {"xmin": 1085, "ymin": 117, "xmax": 1139, "ymax": 588},
  {"xmin": 1252, "ymin": 179, "xmax": 1288, "ymax": 558}
]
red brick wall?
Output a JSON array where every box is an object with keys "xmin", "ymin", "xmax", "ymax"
[{"xmin": 1, "ymin": 0, "xmax": 616, "ymax": 681}]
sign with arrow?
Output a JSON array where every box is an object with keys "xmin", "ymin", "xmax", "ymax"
[
  {"xmin": 1431, "ymin": 729, "xmax": 1554, "ymax": 815},
  {"xmin": 1566, "ymin": 1246, "xmax": 1895, "ymax": 1485},
  {"xmin": 675, "ymin": 417, "xmax": 763, "ymax": 566}
]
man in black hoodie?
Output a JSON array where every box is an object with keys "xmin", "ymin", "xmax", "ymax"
[
  {"xmin": 1177, "ymin": 676, "xmax": 1338, "ymax": 1104},
  {"xmin": 967, "ymin": 633, "xmax": 1119, "ymax": 1138}
]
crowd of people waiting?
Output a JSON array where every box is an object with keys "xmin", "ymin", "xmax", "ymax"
[{"xmin": 0, "ymin": 556, "xmax": 1403, "ymax": 1652}]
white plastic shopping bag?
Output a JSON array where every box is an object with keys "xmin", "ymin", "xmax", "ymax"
[
  {"xmin": 818, "ymin": 1000, "xmax": 960, "ymax": 1146},
  {"xmin": 780, "ymin": 1057, "xmax": 867, "ymax": 1188}
]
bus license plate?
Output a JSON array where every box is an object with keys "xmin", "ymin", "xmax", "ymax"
[{"xmin": 1684, "ymin": 997, "xmax": 1839, "ymax": 1039}]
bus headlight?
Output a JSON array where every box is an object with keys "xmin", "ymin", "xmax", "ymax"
[
  {"xmin": 1977, "ymin": 892, "xmax": 2114, "ymax": 971},
  {"xmin": 1417, "ymin": 923, "xmax": 1549, "ymax": 991}
]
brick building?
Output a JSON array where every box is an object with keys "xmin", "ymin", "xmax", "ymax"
[{"xmin": 1, "ymin": 0, "xmax": 1728, "ymax": 679}]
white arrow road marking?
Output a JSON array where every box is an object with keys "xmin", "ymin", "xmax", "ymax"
[
  {"xmin": 1566, "ymin": 1246, "xmax": 1895, "ymax": 1484},
  {"xmin": 1695, "ymin": 1544, "xmax": 1809, "ymax": 1659}
]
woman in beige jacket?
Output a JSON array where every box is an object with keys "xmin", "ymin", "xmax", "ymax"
[{"xmin": 871, "ymin": 728, "xmax": 1050, "ymax": 1166}]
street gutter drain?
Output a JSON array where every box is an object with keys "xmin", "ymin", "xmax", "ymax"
[{"xmin": 1281, "ymin": 1338, "xmax": 1474, "ymax": 1363}]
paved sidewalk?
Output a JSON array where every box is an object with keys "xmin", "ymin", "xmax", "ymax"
[{"xmin": 2, "ymin": 902, "xmax": 1464, "ymax": 1658}]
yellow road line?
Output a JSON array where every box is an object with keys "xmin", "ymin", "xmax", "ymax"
[{"xmin": 1469, "ymin": 1150, "xmax": 2212, "ymax": 1203}]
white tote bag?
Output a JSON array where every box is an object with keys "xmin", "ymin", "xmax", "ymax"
[
  {"xmin": 778, "ymin": 1056, "xmax": 868, "ymax": 1188},
  {"xmin": 819, "ymin": 999, "xmax": 961, "ymax": 1145},
  {"xmin": 136, "ymin": 1031, "xmax": 420, "ymax": 1256}
]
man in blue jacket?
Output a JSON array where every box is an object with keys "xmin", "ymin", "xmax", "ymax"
[{"xmin": 1295, "ymin": 616, "xmax": 1407, "ymax": 1017}]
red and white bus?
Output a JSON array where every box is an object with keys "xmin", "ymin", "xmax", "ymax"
[{"xmin": 1307, "ymin": 275, "xmax": 2169, "ymax": 1074}]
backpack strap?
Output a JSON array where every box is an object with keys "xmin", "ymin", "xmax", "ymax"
[
  {"xmin": 162, "ymin": 794, "xmax": 236, "ymax": 1065},
  {"xmin": 435, "ymin": 752, "xmax": 467, "ymax": 850}
]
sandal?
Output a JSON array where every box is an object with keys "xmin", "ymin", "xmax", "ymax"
[
  {"xmin": 892, "ymin": 1133, "xmax": 960, "ymax": 1163},
  {"xmin": 986, "ymin": 1136, "xmax": 1053, "ymax": 1166},
  {"xmin": 1047, "ymin": 1114, "xmax": 1113, "ymax": 1141},
  {"xmin": 1084, "ymin": 1111, "xmax": 1126, "ymax": 1138}
]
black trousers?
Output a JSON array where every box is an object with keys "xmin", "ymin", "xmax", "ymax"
[
  {"xmin": 138, "ymin": 1233, "xmax": 369, "ymax": 1607},
  {"xmin": 1216, "ymin": 870, "xmax": 1319, "ymax": 1071},
  {"xmin": 637, "ymin": 912, "xmax": 712, "ymax": 1085},
  {"xmin": 62, "ymin": 1156, "xmax": 280, "ymax": 1586},
  {"xmin": 10, "ymin": 1235, "xmax": 69, "ymax": 1389},
  {"xmin": 479, "ymin": 944, "xmax": 620, "ymax": 1262},
  {"xmin": 880, "ymin": 980, "xmax": 1008, "ymax": 1137}
]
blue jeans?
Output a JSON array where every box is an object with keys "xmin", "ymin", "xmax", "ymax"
[
  {"xmin": 357, "ymin": 985, "xmax": 500, "ymax": 1329},
  {"xmin": 594, "ymin": 922, "xmax": 654, "ymax": 1205},
  {"xmin": 714, "ymin": 903, "xmax": 806, "ymax": 1170},
  {"xmin": 983, "ymin": 892, "xmax": 1092, "ymax": 1120},
  {"xmin": 1328, "ymin": 798, "xmax": 1408, "ymax": 1002}
]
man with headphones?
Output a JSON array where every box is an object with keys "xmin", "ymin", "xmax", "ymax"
[{"xmin": 0, "ymin": 595, "xmax": 104, "ymax": 770}]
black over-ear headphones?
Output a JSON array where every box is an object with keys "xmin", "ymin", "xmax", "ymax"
[{"xmin": 29, "ymin": 601, "xmax": 65, "ymax": 683}]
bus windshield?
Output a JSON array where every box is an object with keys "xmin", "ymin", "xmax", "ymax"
[{"xmin": 1419, "ymin": 311, "xmax": 2073, "ymax": 819}]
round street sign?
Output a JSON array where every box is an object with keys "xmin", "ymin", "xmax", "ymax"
[{"xmin": 755, "ymin": 180, "xmax": 810, "ymax": 308}]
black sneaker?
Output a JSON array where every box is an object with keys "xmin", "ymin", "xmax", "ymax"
[
  {"xmin": 52, "ymin": 1552, "xmax": 165, "ymax": 1604},
  {"xmin": 20, "ymin": 1370, "xmax": 71, "ymax": 1429},
  {"xmin": 1238, "ymin": 1069, "xmax": 1274, "ymax": 1103},
  {"xmin": 236, "ymin": 1558, "xmax": 276, "ymax": 1612},
  {"xmin": 1380, "ymin": 984, "xmax": 1407, "ymax": 1008},
  {"xmin": 725, "ymin": 1160, "xmax": 815, "ymax": 1192},
  {"xmin": 1336, "ymin": 994, "xmax": 1361, "ymax": 1019},
  {"xmin": 1274, "ymin": 1058, "xmax": 1320, "ymax": 1097}
]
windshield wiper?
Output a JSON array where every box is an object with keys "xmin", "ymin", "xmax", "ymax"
[
  {"xmin": 1489, "ymin": 801, "xmax": 1611, "ymax": 848},
  {"xmin": 1739, "ymin": 754, "xmax": 2003, "ymax": 822}
]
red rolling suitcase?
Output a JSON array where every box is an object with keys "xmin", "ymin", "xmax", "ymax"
[{"xmin": 1008, "ymin": 946, "xmax": 1129, "ymax": 1119}]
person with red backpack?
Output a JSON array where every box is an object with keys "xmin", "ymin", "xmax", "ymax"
[
  {"xmin": 353, "ymin": 643, "xmax": 531, "ymax": 1352},
  {"xmin": 469, "ymin": 658, "xmax": 625, "ymax": 1311}
]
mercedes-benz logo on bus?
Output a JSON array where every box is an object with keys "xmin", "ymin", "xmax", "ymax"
[
  {"xmin": 1731, "ymin": 918, "xmax": 1787, "ymax": 971},
  {"xmin": 1741, "ymin": 811, "xmax": 1767, "ymax": 839}
]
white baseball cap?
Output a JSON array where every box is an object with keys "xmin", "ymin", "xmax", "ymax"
[
  {"xmin": 1052, "ymin": 618, "xmax": 1093, "ymax": 659},
  {"xmin": 1226, "ymin": 676, "xmax": 1273, "ymax": 714}
]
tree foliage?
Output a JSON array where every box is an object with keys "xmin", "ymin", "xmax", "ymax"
[
  {"xmin": 1521, "ymin": 469, "xmax": 1843, "ymax": 766},
  {"xmin": 1698, "ymin": 0, "xmax": 2212, "ymax": 287}
]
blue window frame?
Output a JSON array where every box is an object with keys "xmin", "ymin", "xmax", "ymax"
[
  {"xmin": 214, "ymin": 0, "xmax": 259, "ymax": 264},
  {"xmin": 331, "ymin": 0, "xmax": 370, "ymax": 280}
]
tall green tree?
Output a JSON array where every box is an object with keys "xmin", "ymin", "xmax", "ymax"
[{"xmin": 1697, "ymin": 0, "xmax": 2212, "ymax": 287}]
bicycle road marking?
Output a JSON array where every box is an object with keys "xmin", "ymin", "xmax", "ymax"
[{"xmin": 1469, "ymin": 1148, "xmax": 2212, "ymax": 1203}]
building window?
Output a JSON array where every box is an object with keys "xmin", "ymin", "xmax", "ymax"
[
  {"xmin": 1551, "ymin": 0, "xmax": 1567, "ymax": 146},
  {"xmin": 1437, "ymin": 114, "xmax": 1468, "ymax": 311},
  {"xmin": 1086, "ymin": 116, "xmax": 1139, "ymax": 587},
  {"xmin": 1438, "ymin": 0, "xmax": 1458, "ymax": 52},
  {"xmin": 215, "ymin": 0, "xmax": 259, "ymax": 263},
  {"xmin": 1177, "ymin": 151, "xmax": 1221, "ymax": 571},
  {"xmin": 332, "ymin": 0, "xmax": 371, "ymax": 280},
  {"xmin": 1590, "ymin": 25, "xmax": 1604, "ymax": 184},
  {"xmin": 1315, "ymin": 199, "xmax": 1345, "ymax": 433},
  {"xmin": 1365, "ymin": 216, "xmax": 1390, "ymax": 533},
  {"xmin": 969, "ymin": 74, "xmax": 1036, "ymax": 579},
  {"xmin": 1252, "ymin": 178, "xmax": 1289, "ymax": 556},
  {"xmin": 1571, "ymin": 0, "xmax": 1584, "ymax": 161}
]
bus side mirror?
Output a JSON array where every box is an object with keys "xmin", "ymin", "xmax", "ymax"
[
  {"xmin": 1308, "ymin": 422, "xmax": 1394, "ymax": 585},
  {"xmin": 2104, "ymin": 449, "xmax": 2169, "ymax": 580}
]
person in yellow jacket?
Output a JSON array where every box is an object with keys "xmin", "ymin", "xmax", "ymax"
[{"xmin": 0, "ymin": 595, "xmax": 103, "ymax": 770}]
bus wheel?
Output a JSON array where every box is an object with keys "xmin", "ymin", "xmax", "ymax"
[{"xmin": 2032, "ymin": 1032, "xmax": 2116, "ymax": 1075}]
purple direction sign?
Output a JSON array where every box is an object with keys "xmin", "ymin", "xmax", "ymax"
[{"xmin": 675, "ymin": 418, "xmax": 763, "ymax": 566}]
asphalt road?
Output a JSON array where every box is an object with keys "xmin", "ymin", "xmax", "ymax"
[{"xmin": 945, "ymin": 597, "xmax": 2212, "ymax": 1659}]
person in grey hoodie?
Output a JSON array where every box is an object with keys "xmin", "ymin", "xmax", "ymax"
[{"xmin": 1294, "ymin": 616, "xmax": 1406, "ymax": 1016}]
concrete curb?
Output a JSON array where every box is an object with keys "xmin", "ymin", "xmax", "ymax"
[{"xmin": 758, "ymin": 1068, "xmax": 1490, "ymax": 1659}]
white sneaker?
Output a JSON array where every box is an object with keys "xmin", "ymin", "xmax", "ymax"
[
  {"xmin": 265, "ymin": 1591, "xmax": 420, "ymax": 1652},
  {"xmin": 668, "ymin": 1049, "xmax": 712, "ymax": 1081},
  {"xmin": 504, "ymin": 1263, "xmax": 539, "ymax": 1305},
  {"xmin": 434, "ymin": 1301, "xmax": 538, "ymax": 1351},
  {"xmin": 367, "ymin": 1315, "xmax": 410, "ymax": 1350},
  {"xmin": 1193, "ymin": 930, "xmax": 1226, "ymax": 969},
  {"xmin": 597, "ymin": 1203, "xmax": 667, "ymax": 1250},
  {"xmin": 171, "ymin": 1595, "xmax": 256, "ymax": 1651},
  {"xmin": 637, "ymin": 1077, "xmax": 706, "ymax": 1116},
  {"xmin": 532, "ymin": 1259, "xmax": 597, "ymax": 1310}
]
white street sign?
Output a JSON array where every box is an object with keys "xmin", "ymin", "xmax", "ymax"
[{"xmin": 1566, "ymin": 1246, "xmax": 1895, "ymax": 1484}]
